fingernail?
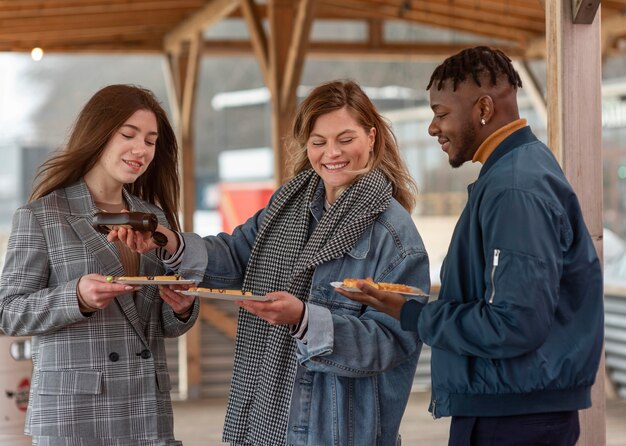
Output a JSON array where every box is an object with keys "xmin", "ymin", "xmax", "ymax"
[
  {"xmin": 124, "ymin": 286, "xmax": 134, "ymax": 290},
  {"xmin": 106, "ymin": 276, "xmax": 113, "ymax": 282}
]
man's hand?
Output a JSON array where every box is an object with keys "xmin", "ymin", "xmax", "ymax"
[{"xmin": 335, "ymin": 280, "xmax": 406, "ymax": 320}]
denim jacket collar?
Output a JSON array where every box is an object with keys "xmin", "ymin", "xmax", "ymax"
[{"xmin": 309, "ymin": 181, "xmax": 373, "ymax": 260}]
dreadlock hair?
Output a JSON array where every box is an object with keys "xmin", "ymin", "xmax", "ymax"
[{"xmin": 427, "ymin": 46, "xmax": 523, "ymax": 92}]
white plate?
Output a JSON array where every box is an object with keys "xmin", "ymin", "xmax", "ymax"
[
  {"xmin": 178, "ymin": 289, "xmax": 271, "ymax": 302},
  {"xmin": 112, "ymin": 277, "xmax": 198, "ymax": 285},
  {"xmin": 330, "ymin": 281, "xmax": 428, "ymax": 297}
]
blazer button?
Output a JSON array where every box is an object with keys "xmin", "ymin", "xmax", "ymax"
[
  {"xmin": 109, "ymin": 352, "xmax": 120, "ymax": 362},
  {"xmin": 140, "ymin": 349, "xmax": 152, "ymax": 359}
]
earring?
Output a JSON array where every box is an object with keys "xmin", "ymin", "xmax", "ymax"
[{"xmin": 480, "ymin": 118, "xmax": 486, "ymax": 126}]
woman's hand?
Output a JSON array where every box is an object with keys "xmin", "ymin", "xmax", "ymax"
[
  {"xmin": 77, "ymin": 273, "xmax": 138, "ymax": 310},
  {"xmin": 335, "ymin": 280, "xmax": 405, "ymax": 320},
  {"xmin": 159, "ymin": 284, "xmax": 196, "ymax": 315},
  {"xmin": 108, "ymin": 224, "xmax": 178, "ymax": 255},
  {"xmin": 236, "ymin": 291, "xmax": 304, "ymax": 325}
]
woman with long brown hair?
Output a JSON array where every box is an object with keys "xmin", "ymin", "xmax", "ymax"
[{"xmin": 0, "ymin": 84, "xmax": 197, "ymax": 445}]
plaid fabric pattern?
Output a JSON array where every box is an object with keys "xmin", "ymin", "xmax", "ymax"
[
  {"xmin": 223, "ymin": 168, "xmax": 392, "ymax": 445},
  {"xmin": 0, "ymin": 180, "xmax": 196, "ymax": 445}
]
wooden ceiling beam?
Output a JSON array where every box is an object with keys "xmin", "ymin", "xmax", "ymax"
[
  {"xmin": 0, "ymin": 25, "xmax": 170, "ymax": 41},
  {"xmin": 601, "ymin": 13, "xmax": 626, "ymax": 56},
  {"xmin": 281, "ymin": 0, "xmax": 317, "ymax": 110},
  {"xmin": 200, "ymin": 39, "xmax": 525, "ymax": 60},
  {"xmin": 0, "ymin": 0, "xmax": 195, "ymax": 4},
  {"xmin": 0, "ymin": 1, "xmax": 204, "ymax": 18},
  {"xmin": 0, "ymin": 11, "xmax": 191, "ymax": 30},
  {"xmin": 0, "ymin": 40, "xmax": 164, "ymax": 53},
  {"xmin": 362, "ymin": 0, "xmax": 545, "ymax": 28},
  {"xmin": 439, "ymin": 0, "xmax": 545, "ymax": 18},
  {"xmin": 164, "ymin": 0, "xmax": 240, "ymax": 52},
  {"xmin": 240, "ymin": 0, "xmax": 270, "ymax": 87},
  {"xmin": 320, "ymin": 2, "xmax": 532, "ymax": 45},
  {"xmin": 572, "ymin": 0, "xmax": 601, "ymax": 24}
]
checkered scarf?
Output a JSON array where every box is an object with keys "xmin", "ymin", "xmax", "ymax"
[{"xmin": 222, "ymin": 168, "xmax": 392, "ymax": 445}]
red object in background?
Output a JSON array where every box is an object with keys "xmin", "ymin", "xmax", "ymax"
[
  {"xmin": 219, "ymin": 181, "xmax": 275, "ymax": 233},
  {"xmin": 14, "ymin": 378, "xmax": 29, "ymax": 412}
]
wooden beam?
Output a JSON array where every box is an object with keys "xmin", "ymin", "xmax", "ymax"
[
  {"xmin": 319, "ymin": 1, "xmax": 536, "ymax": 45},
  {"xmin": 368, "ymin": 18, "xmax": 383, "ymax": 48},
  {"xmin": 200, "ymin": 303, "xmax": 238, "ymax": 340},
  {"xmin": 0, "ymin": 24, "xmax": 170, "ymax": 41},
  {"xmin": 572, "ymin": 0, "xmax": 601, "ymax": 24},
  {"xmin": 0, "ymin": 10, "xmax": 192, "ymax": 31},
  {"xmin": 163, "ymin": 34, "xmax": 202, "ymax": 400},
  {"xmin": 268, "ymin": 0, "xmax": 295, "ymax": 184},
  {"xmin": 281, "ymin": 0, "xmax": 317, "ymax": 112},
  {"xmin": 0, "ymin": 39, "xmax": 165, "ymax": 53},
  {"xmin": 164, "ymin": 0, "xmax": 239, "ymax": 52},
  {"xmin": 601, "ymin": 13, "xmax": 626, "ymax": 57},
  {"xmin": 201, "ymin": 39, "xmax": 526, "ymax": 60},
  {"xmin": 0, "ymin": 1, "xmax": 205, "ymax": 19},
  {"xmin": 545, "ymin": 1, "xmax": 605, "ymax": 443},
  {"xmin": 240, "ymin": 0, "xmax": 270, "ymax": 87},
  {"xmin": 362, "ymin": 0, "xmax": 545, "ymax": 26},
  {"xmin": 525, "ymin": 35, "xmax": 547, "ymax": 59}
]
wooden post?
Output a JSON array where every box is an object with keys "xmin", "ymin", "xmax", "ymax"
[
  {"xmin": 268, "ymin": 0, "xmax": 295, "ymax": 184},
  {"xmin": 267, "ymin": 0, "xmax": 317, "ymax": 184},
  {"xmin": 545, "ymin": 1, "xmax": 605, "ymax": 444},
  {"xmin": 162, "ymin": 33, "xmax": 202, "ymax": 400}
]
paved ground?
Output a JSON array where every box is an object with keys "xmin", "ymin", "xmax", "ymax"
[{"xmin": 172, "ymin": 391, "xmax": 626, "ymax": 445}]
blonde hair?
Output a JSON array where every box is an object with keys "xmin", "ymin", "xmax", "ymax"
[{"xmin": 286, "ymin": 79, "xmax": 417, "ymax": 212}]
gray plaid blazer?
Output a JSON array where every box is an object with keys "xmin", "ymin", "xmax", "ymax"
[{"xmin": 0, "ymin": 180, "xmax": 198, "ymax": 445}]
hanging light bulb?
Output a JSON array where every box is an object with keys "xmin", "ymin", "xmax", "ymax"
[{"xmin": 31, "ymin": 47, "xmax": 44, "ymax": 62}]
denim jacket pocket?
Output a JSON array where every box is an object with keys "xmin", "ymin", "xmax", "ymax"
[{"xmin": 308, "ymin": 283, "xmax": 363, "ymax": 316}]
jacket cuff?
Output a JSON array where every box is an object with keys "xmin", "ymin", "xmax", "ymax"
[{"xmin": 400, "ymin": 299, "xmax": 423, "ymax": 332}]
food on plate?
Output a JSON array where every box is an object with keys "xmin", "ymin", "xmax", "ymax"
[
  {"xmin": 113, "ymin": 275, "xmax": 185, "ymax": 281},
  {"xmin": 377, "ymin": 282, "xmax": 414, "ymax": 293},
  {"xmin": 342, "ymin": 278, "xmax": 414, "ymax": 293},
  {"xmin": 188, "ymin": 287, "xmax": 253, "ymax": 296},
  {"xmin": 342, "ymin": 277, "xmax": 378, "ymax": 289}
]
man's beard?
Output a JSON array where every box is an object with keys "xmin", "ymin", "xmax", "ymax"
[{"xmin": 448, "ymin": 121, "xmax": 478, "ymax": 168}]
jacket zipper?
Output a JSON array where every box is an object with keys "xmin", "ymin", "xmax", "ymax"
[
  {"xmin": 488, "ymin": 249, "xmax": 500, "ymax": 304},
  {"xmin": 431, "ymin": 399, "xmax": 437, "ymax": 419}
]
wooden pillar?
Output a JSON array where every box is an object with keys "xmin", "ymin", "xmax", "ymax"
[
  {"xmin": 268, "ymin": 0, "xmax": 295, "ymax": 184},
  {"xmin": 545, "ymin": 1, "xmax": 605, "ymax": 444},
  {"xmin": 162, "ymin": 0, "xmax": 241, "ymax": 401},
  {"xmin": 265, "ymin": 0, "xmax": 317, "ymax": 184},
  {"xmin": 163, "ymin": 33, "xmax": 202, "ymax": 400}
]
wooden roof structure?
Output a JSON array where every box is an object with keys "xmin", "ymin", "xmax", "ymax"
[
  {"xmin": 2, "ymin": 0, "xmax": 625, "ymax": 57},
  {"xmin": 0, "ymin": 1, "xmax": 613, "ymax": 444}
]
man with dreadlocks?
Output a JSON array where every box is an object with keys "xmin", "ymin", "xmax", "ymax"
[{"xmin": 341, "ymin": 46, "xmax": 604, "ymax": 445}]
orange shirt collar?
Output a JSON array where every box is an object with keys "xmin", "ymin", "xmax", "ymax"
[{"xmin": 472, "ymin": 119, "xmax": 528, "ymax": 164}]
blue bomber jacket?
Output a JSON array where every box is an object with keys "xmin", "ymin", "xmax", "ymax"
[{"xmin": 401, "ymin": 126, "xmax": 604, "ymax": 418}]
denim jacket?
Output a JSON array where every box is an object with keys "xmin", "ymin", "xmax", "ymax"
[{"xmin": 179, "ymin": 183, "xmax": 430, "ymax": 446}]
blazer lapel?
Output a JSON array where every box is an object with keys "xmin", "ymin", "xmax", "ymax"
[{"xmin": 65, "ymin": 181, "xmax": 149, "ymax": 346}]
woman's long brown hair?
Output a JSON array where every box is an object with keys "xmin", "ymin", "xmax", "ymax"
[
  {"xmin": 30, "ymin": 84, "xmax": 180, "ymax": 231},
  {"xmin": 286, "ymin": 79, "xmax": 418, "ymax": 213}
]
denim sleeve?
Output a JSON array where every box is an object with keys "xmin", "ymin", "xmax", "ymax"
[
  {"xmin": 177, "ymin": 206, "xmax": 266, "ymax": 289},
  {"xmin": 296, "ymin": 249, "xmax": 429, "ymax": 377}
]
